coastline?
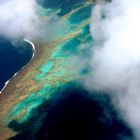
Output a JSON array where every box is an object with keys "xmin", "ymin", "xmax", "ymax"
[
  {"xmin": 0, "ymin": 39, "xmax": 36, "ymax": 94},
  {"xmin": 0, "ymin": 38, "xmax": 47, "ymax": 139}
]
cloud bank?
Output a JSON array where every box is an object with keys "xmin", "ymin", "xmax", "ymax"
[
  {"xmin": 87, "ymin": 0, "xmax": 140, "ymax": 139},
  {"xmin": 0, "ymin": 0, "xmax": 39, "ymax": 41}
]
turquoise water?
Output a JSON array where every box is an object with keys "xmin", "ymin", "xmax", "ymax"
[
  {"xmin": 69, "ymin": 5, "xmax": 92, "ymax": 24},
  {"xmin": 35, "ymin": 61, "xmax": 54, "ymax": 81},
  {"xmin": 38, "ymin": 0, "xmax": 84, "ymax": 16}
]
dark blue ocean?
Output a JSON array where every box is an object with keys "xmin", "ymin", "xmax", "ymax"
[{"xmin": 0, "ymin": 37, "xmax": 33, "ymax": 90}]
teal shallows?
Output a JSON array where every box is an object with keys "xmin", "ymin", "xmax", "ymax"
[
  {"xmin": 9, "ymin": 93, "xmax": 37, "ymax": 117},
  {"xmin": 38, "ymin": 5, "xmax": 91, "ymax": 42},
  {"xmin": 78, "ymin": 24, "xmax": 91, "ymax": 39},
  {"xmin": 83, "ymin": 24, "xmax": 90, "ymax": 35},
  {"xmin": 9, "ymin": 84, "xmax": 54, "ymax": 122},
  {"xmin": 61, "ymin": 25, "xmax": 92, "ymax": 55},
  {"xmin": 45, "ymin": 5, "xmax": 92, "ymax": 40},
  {"xmin": 58, "ymin": 0, "xmax": 84, "ymax": 16},
  {"xmin": 34, "ymin": 41, "xmax": 72, "ymax": 82},
  {"xmin": 51, "ymin": 42, "xmax": 70, "ymax": 59},
  {"xmin": 69, "ymin": 4, "xmax": 92, "ymax": 24},
  {"xmin": 62, "ymin": 38, "xmax": 81, "ymax": 55},
  {"xmin": 19, "ymin": 85, "xmax": 58, "ymax": 123},
  {"xmin": 35, "ymin": 61, "xmax": 54, "ymax": 81},
  {"xmin": 37, "ymin": 0, "xmax": 84, "ymax": 16},
  {"xmin": 76, "ymin": 24, "xmax": 93, "ymax": 45},
  {"xmin": 86, "ymin": 35, "xmax": 93, "ymax": 44},
  {"xmin": 36, "ymin": 84, "xmax": 53, "ymax": 99},
  {"xmin": 19, "ymin": 98, "xmax": 44, "ymax": 122},
  {"xmin": 9, "ymin": 81, "xmax": 76, "ymax": 125},
  {"xmin": 51, "ymin": 47, "xmax": 63, "ymax": 58},
  {"xmin": 77, "ymin": 25, "xmax": 90, "ymax": 39}
]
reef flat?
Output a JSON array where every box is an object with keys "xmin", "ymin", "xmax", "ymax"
[{"xmin": 0, "ymin": 0, "xmax": 94, "ymax": 139}]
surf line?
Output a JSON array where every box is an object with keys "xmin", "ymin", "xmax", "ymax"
[{"xmin": 0, "ymin": 39, "xmax": 36, "ymax": 94}]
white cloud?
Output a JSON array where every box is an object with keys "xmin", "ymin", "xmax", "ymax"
[
  {"xmin": 0, "ymin": 0, "xmax": 39, "ymax": 40},
  {"xmin": 87, "ymin": 0, "xmax": 140, "ymax": 139}
]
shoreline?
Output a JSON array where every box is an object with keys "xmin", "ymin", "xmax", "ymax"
[{"xmin": 0, "ymin": 39, "xmax": 36, "ymax": 94}]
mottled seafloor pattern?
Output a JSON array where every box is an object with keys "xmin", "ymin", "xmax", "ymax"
[{"xmin": 0, "ymin": 0, "xmax": 93, "ymax": 139}]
